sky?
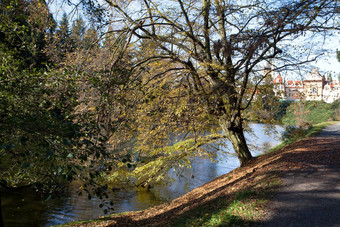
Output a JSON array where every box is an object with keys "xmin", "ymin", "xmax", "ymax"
[
  {"xmin": 47, "ymin": 0, "xmax": 83, "ymax": 21},
  {"xmin": 277, "ymin": 31, "xmax": 340, "ymax": 81},
  {"xmin": 47, "ymin": 0, "xmax": 340, "ymax": 80},
  {"xmin": 313, "ymin": 37, "xmax": 340, "ymax": 78}
]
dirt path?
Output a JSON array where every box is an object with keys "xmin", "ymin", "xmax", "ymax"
[{"xmin": 259, "ymin": 123, "xmax": 340, "ymax": 227}]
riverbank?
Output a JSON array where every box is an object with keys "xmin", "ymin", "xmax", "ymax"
[{"xmin": 61, "ymin": 121, "xmax": 339, "ymax": 227}]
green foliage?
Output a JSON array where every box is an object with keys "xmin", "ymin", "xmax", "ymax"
[
  {"xmin": 0, "ymin": 67, "xmax": 81, "ymax": 191},
  {"xmin": 0, "ymin": 23, "xmax": 82, "ymax": 189},
  {"xmin": 0, "ymin": 0, "xmax": 92, "ymax": 194},
  {"xmin": 108, "ymin": 133, "xmax": 228, "ymax": 186},
  {"xmin": 52, "ymin": 24, "xmax": 140, "ymax": 191},
  {"xmin": 281, "ymin": 101, "xmax": 339, "ymax": 126},
  {"xmin": 47, "ymin": 12, "xmax": 74, "ymax": 63},
  {"xmin": 0, "ymin": 0, "xmax": 54, "ymax": 69},
  {"xmin": 246, "ymin": 82, "xmax": 285, "ymax": 123},
  {"xmin": 274, "ymin": 100, "xmax": 292, "ymax": 121},
  {"xmin": 331, "ymin": 99, "xmax": 340, "ymax": 120}
]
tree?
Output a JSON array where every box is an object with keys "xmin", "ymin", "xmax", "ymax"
[
  {"xmin": 0, "ymin": 2, "xmax": 137, "ymax": 222},
  {"xmin": 71, "ymin": 16, "xmax": 86, "ymax": 50},
  {"xmin": 82, "ymin": 26, "xmax": 100, "ymax": 50},
  {"xmin": 54, "ymin": 18, "xmax": 140, "ymax": 190},
  {"xmin": 102, "ymin": 0, "xmax": 338, "ymax": 170},
  {"xmin": 49, "ymin": 12, "xmax": 74, "ymax": 63},
  {"xmin": 0, "ymin": 0, "xmax": 54, "ymax": 69},
  {"xmin": 246, "ymin": 80, "xmax": 281, "ymax": 123},
  {"xmin": 0, "ymin": 0, "xmax": 84, "ymax": 186},
  {"xmin": 0, "ymin": 0, "xmax": 117, "ymax": 207},
  {"xmin": 0, "ymin": 0, "xmax": 88, "ymax": 224}
]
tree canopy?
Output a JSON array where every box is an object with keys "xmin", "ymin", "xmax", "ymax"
[
  {"xmin": 95, "ymin": 0, "xmax": 339, "ymax": 183},
  {"xmin": 0, "ymin": 0, "xmax": 82, "ymax": 192},
  {"xmin": 0, "ymin": 0, "xmax": 115, "ymax": 194}
]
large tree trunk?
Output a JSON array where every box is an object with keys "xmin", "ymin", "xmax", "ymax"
[{"xmin": 220, "ymin": 118, "xmax": 253, "ymax": 166}]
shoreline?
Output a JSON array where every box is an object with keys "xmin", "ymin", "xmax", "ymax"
[{"xmin": 58, "ymin": 121, "xmax": 339, "ymax": 227}]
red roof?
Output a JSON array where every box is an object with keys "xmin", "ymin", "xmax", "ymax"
[
  {"xmin": 286, "ymin": 80, "xmax": 303, "ymax": 87},
  {"xmin": 273, "ymin": 75, "xmax": 283, "ymax": 84},
  {"xmin": 294, "ymin": 81, "xmax": 302, "ymax": 86}
]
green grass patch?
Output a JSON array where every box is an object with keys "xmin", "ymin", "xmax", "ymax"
[
  {"xmin": 172, "ymin": 175, "xmax": 281, "ymax": 227},
  {"xmin": 172, "ymin": 198, "xmax": 244, "ymax": 227}
]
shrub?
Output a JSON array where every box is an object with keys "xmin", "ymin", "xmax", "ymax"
[
  {"xmin": 282, "ymin": 126, "xmax": 306, "ymax": 142},
  {"xmin": 331, "ymin": 99, "xmax": 340, "ymax": 120}
]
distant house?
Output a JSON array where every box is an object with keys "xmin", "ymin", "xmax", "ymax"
[
  {"xmin": 272, "ymin": 68, "xmax": 340, "ymax": 103},
  {"xmin": 272, "ymin": 75, "xmax": 285, "ymax": 99},
  {"xmin": 303, "ymin": 69, "xmax": 325, "ymax": 101},
  {"xmin": 285, "ymin": 80, "xmax": 304, "ymax": 101}
]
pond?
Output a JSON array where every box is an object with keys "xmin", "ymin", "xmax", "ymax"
[{"xmin": 1, "ymin": 124, "xmax": 285, "ymax": 226}]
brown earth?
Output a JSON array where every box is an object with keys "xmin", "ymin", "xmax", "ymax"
[{"xmin": 68, "ymin": 135, "xmax": 340, "ymax": 227}]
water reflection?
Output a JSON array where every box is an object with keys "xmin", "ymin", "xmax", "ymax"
[{"xmin": 2, "ymin": 124, "xmax": 285, "ymax": 226}]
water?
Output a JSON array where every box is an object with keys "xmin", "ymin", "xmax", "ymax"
[{"xmin": 1, "ymin": 124, "xmax": 285, "ymax": 226}]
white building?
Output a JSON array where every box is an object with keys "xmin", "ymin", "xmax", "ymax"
[{"xmin": 272, "ymin": 69, "xmax": 340, "ymax": 103}]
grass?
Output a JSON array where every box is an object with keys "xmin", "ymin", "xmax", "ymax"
[
  {"xmin": 173, "ymin": 198, "xmax": 244, "ymax": 227},
  {"xmin": 171, "ymin": 175, "xmax": 281, "ymax": 227}
]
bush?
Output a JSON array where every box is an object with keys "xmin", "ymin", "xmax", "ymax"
[
  {"xmin": 331, "ymin": 99, "xmax": 340, "ymax": 120},
  {"xmin": 282, "ymin": 126, "xmax": 306, "ymax": 142},
  {"xmin": 334, "ymin": 108, "xmax": 340, "ymax": 121},
  {"xmin": 274, "ymin": 100, "xmax": 292, "ymax": 121}
]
